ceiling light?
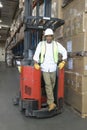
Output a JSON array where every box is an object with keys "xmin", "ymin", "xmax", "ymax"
[
  {"xmin": 0, "ymin": 2, "xmax": 3, "ymax": 8},
  {"xmin": 0, "ymin": 24, "xmax": 9, "ymax": 28},
  {"xmin": 0, "ymin": 20, "xmax": 2, "ymax": 22},
  {"xmin": 0, "ymin": 26, "xmax": 2, "ymax": 29}
]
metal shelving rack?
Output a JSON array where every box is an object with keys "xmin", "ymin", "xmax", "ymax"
[{"xmin": 5, "ymin": 0, "xmax": 65, "ymax": 65}]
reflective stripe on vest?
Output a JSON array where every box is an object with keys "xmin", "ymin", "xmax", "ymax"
[{"xmin": 39, "ymin": 41, "xmax": 58, "ymax": 63}]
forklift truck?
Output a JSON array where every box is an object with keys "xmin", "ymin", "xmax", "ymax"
[{"xmin": 14, "ymin": 0, "xmax": 65, "ymax": 118}]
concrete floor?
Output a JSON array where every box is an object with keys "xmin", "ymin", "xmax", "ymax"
[{"xmin": 0, "ymin": 62, "xmax": 87, "ymax": 130}]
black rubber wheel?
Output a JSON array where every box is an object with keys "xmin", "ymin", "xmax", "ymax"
[
  {"xmin": 13, "ymin": 97, "xmax": 19, "ymax": 105},
  {"xmin": 19, "ymin": 99, "xmax": 24, "ymax": 112},
  {"xmin": 25, "ymin": 108, "xmax": 29, "ymax": 117}
]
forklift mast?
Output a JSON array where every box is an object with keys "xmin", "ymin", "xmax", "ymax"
[{"xmin": 22, "ymin": 0, "xmax": 65, "ymax": 65}]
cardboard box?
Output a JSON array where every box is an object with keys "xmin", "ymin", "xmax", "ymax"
[
  {"xmin": 70, "ymin": 72, "xmax": 77, "ymax": 91},
  {"xmin": 16, "ymin": 33, "xmax": 20, "ymax": 43},
  {"xmin": 39, "ymin": 3, "xmax": 44, "ymax": 16},
  {"xmin": 65, "ymin": 71, "xmax": 87, "ymax": 93},
  {"xmin": 72, "ymin": 33, "xmax": 86, "ymax": 52},
  {"xmin": 65, "ymin": 71, "xmax": 77, "ymax": 92},
  {"xmin": 70, "ymin": 73, "xmax": 87, "ymax": 93},
  {"xmin": 64, "ymin": 86, "xmax": 87, "ymax": 115},
  {"xmin": 63, "ymin": 1, "xmax": 87, "ymax": 37},
  {"xmin": 19, "ymin": 0, "xmax": 24, "ymax": 9},
  {"xmin": 65, "ymin": 71, "xmax": 72, "ymax": 87},
  {"xmin": 54, "ymin": 26, "xmax": 64, "ymax": 40},
  {"xmin": 64, "ymin": 32, "xmax": 87, "ymax": 52},
  {"xmin": 64, "ymin": 19, "xmax": 72, "ymax": 37},
  {"xmin": 66, "ymin": 57, "xmax": 87, "ymax": 75},
  {"xmin": 18, "ymin": 27, "xmax": 24, "ymax": 41},
  {"xmin": 51, "ymin": 0, "xmax": 58, "ymax": 17},
  {"xmin": 32, "ymin": 6, "xmax": 36, "ymax": 16},
  {"xmin": 63, "ymin": 0, "xmax": 87, "ymax": 18},
  {"xmin": 76, "ymin": 74, "xmax": 87, "ymax": 93},
  {"xmin": 64, "ymin": 13, "xmax": 87, "ymax": 38},
  {"xmin": 58, "ymin": 0, "xmax": 63, "ymax": 19}
]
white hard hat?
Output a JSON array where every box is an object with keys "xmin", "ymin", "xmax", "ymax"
[{"xmin": 44, "ymin": 28, "xmax": 54, "ymax": 36}]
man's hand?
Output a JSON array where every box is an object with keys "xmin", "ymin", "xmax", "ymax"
[
  {"xmin": 58, "ymin": 61, "xmax": 66, "ymax": 70},
  {"xmin": 34, "ymin": 63, "xmax": 40, "ymax": 70}
]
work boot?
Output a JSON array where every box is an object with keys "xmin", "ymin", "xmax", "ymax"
[{"xmin": 48, "ymin": 103, "xmax": 56, "ymax": 111}]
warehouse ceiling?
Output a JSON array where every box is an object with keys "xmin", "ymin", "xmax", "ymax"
[{"xmin": 0, "ymin": 0, "xmax": 19, "ymax": 43}]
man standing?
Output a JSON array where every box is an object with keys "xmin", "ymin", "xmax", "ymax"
[{"xmin": 33, "ymin": 28, "xmax": 67, "ymax": 111}]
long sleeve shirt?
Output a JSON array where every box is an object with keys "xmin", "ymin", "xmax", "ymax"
[{"xmin": 33, "ymin": 41, "xmax": 67, "ymax": 72}]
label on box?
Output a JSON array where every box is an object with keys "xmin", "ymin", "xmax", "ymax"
[
  {"xmin": 67, "ymin": 41, "xmax": 72, "ymax": 52},
  {"xmin": 68, "ymin": 58, "xmax": 73, "ymax": 70},
  {"xmin": 84, "ymin": 65, "xmax": 87, "ymax": 70}
]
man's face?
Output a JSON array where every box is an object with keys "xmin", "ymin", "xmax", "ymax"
[{"xmin": 45, "ymin": 35, "xmax": 53, "ymax": 43}]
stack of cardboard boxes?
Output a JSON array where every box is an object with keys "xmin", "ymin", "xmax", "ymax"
[
  {"xmin": 51, "ymin": 0, "xmax": 58, "ymax": 17},
  {"xmin": 19, "ymin": 0, "xmax": 25, "ymax": 9},
  {"xmin": 62, "ymin": 0, "xmax": 87, "ymax": 117},
  {"xmin": 54, "ymin": 0, "xmax": 64, "ymax": 41},
  {"xmin": 5, "ymin": 0, "xmax": 25, "ymax": 50}
]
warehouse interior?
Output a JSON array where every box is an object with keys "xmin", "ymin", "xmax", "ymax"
[{"xmin": 0, "ymin": 0, "xmax": 87, "ymax": 129}]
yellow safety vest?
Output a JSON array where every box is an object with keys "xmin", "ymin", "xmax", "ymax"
[{"xmin": 39, "ymin": 41, "xmax": 58, "ymax": 64}]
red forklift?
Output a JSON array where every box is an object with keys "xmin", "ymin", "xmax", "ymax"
[
  {"xmin": 14, "ymin": 0, "xmax": 65, "ymax": 118},
  {"xmin": 18, "ymin": 66, "xmax": 65, "ymax": 118}
]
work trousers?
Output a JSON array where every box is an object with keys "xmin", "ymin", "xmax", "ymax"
[{"xmin": 42, "ymin": 71, "xmax": 56, "ymax": 105}]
